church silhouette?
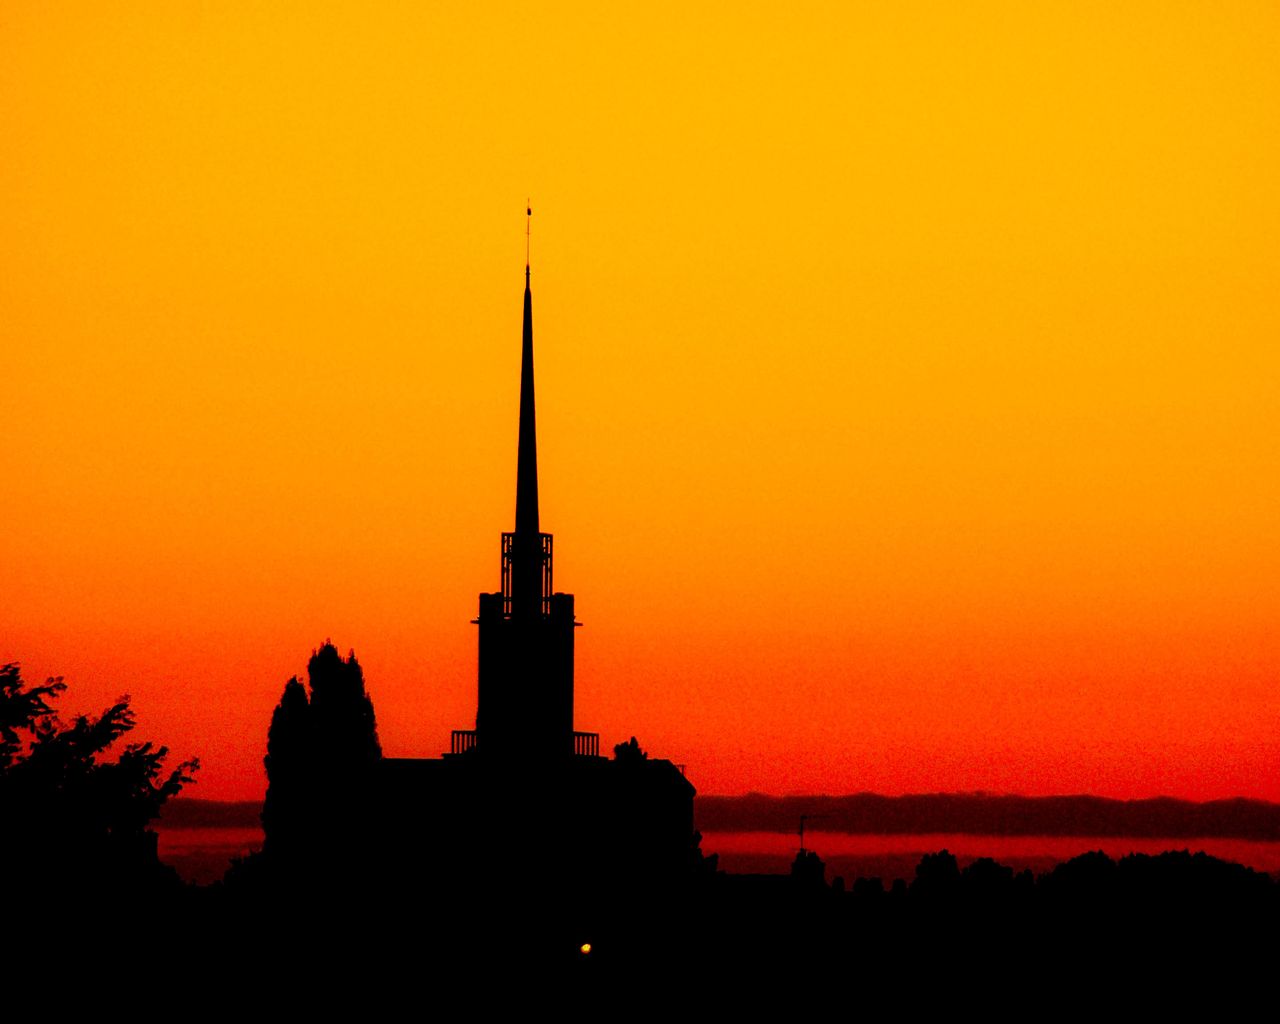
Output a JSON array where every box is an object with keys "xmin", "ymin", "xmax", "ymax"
[
  {"xmin": 460, "ymin": 259, "xmax": 586, "ymax": 762},
  {"xmin": 367, "ymin": 240, "xmax": 697, "ymax": 898}
]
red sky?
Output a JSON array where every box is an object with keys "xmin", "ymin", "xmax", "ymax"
[{"xmin": 3, "ymin": 3, "xmax": 1278, "ymax": 801}]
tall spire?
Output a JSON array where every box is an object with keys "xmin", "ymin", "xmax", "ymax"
[{"xmin": 515, "ymin": 205, "xmax": 539, "ymax": 537}]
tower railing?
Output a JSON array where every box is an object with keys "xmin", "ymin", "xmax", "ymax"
[
  {"xmin": 450, "ymin": 730, "xmax": 479, "ymax": 755},
  {"xmin": 450, "ymin": 729, "xmax": 599, "ymax": 758}
]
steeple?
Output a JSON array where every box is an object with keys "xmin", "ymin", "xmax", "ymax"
[
  {"xmin": 466, "ymin": 223, "xmax": 588, "ymax": 761},
  {"xmin": 508, "ymin": 204, "xmax": 546, "ymax": 620},
  {"xmin": 515, "ymin": 258, "xmax": 539, "ymax": 536}
]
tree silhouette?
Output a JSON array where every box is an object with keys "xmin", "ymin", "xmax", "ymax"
[
  {"xmin": 613, "ymin": 736, "xmax": 648, "ymax": 762},
  {"xmin": 911, "ymin": 848, "xmax": 961, "ymax": 900},
  {"xmin": 0, "ymin": 662, "xmax": 197, "ymax": 903},
  {"xmin": 306, "ymin": 642, "xmax": 381, "ymax": 766},
  {"xmin": 261, "ymin": 642, "xmax": 381, "ymax": 861},
  {"xmin": 261, "ymin": 676, "xmax": 310, "ymax": 852}
]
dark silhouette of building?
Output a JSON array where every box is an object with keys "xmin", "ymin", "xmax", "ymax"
[
  {"xmin": 368, "ymin": 241, "xmax": 695, "ymax": 903},
  {"xmin": 459, "ymin": 261, "xmax": 585, "ymax": 762}
]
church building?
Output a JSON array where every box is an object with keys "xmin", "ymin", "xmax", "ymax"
[{"xmin": 371, "ymin": 231, "xmax": 696, "ymax": 895}]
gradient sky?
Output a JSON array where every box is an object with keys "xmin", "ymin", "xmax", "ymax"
[{"xmin": 3, "ymin": 2, "xmax": 1278, "ymax": 802}]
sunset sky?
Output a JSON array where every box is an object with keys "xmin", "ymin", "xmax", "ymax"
[{"xmin": 4, "ymin": 2, "xmax": 1278, "ymax": 802}]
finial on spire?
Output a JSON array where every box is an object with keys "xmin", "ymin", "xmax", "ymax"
[{"xmin": 526, "ymin": 200, "xmax": 531, "ymax": 274}]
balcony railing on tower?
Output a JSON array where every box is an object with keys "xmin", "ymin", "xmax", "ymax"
[
  {"xmin": 449, "ymin": 728, "xmax": 600, "ymax": 758},
  {"xmin": 451, "ymin": 729, "xmax": 479, "ymax": 755}
]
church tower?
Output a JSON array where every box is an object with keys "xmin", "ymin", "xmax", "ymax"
[
  {"xmin": 374, "ymin": 222, "xmax": 693, "ymax": 895},
  {"xmin": 458, "ymin": 232, "xmax": 594, "ymax": 762}
]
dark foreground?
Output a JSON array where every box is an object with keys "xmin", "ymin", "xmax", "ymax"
[{"xmin": 14, "ymin": 845, "xmax": 1279, "ymax": 1006}]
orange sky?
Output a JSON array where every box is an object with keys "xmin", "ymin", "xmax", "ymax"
[{"xmin": 3, "ymin": 2, "xmax": 1278, "ymax": 802}]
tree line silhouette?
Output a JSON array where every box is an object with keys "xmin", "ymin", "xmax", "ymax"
[{"xmin": 3, "ymin": 651, "xmax": 1277, "ymax": 987}]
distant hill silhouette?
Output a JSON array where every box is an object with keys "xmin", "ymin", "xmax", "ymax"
[
  {"xmin": 157, "ymin": 798, "xmax": 262, "ymax": 829},
  {"xmin": 697, "ymin": 792, "xmax": 1280, "ymax": 840},
  {"xmin": 158, "ymin": 791, "xmax": 1280, "ymax": 839}
]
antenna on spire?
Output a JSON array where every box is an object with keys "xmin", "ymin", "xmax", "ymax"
[{"xmin": 525, "ymin": 200, "xmax": 532, "ymax": 271}]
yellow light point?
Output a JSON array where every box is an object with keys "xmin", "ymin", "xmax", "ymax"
[{"xmin": 579, "ymin": 943, "xmax": 592, "ymax": 956}]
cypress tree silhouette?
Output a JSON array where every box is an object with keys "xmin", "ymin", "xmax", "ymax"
[
  {"xmin": 261, "ymin": 676, "xmax": 310, "ymax": 856},
  {"xmin": 260, "ymin": 642, "xmax": 381, "ymax": 868},
  {"xmin": 306, "ymin": 642, "xmax": 381, "ymax": 768}
]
